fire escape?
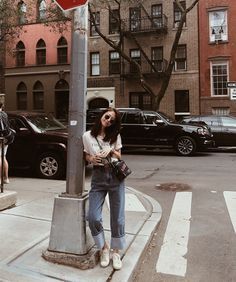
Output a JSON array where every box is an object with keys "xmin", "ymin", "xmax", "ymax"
[{"xmin": 121, "ymin": 4, "xmax": 168, "ymax": 79}]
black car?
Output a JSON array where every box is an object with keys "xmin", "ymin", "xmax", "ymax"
[
  {"xmin": 6, "ymin": 112, "xmax": 68, "ymax": 179},
  {"xmin": 181, "ymin": 115, "xmax": 236, "ymax": 147},
  {"xmin": 87, "ymin": 108, "xmax": 213, "ymax": 156}
]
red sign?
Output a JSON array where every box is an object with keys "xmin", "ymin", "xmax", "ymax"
[{"xmin": 54, "ymin": 0, "xmax": 88, "ymax": 11}]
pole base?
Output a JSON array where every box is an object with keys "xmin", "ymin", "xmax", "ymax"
[
  {"xmin": 48, "ymin": 194, "xmax": 94, "ymax": 255},
  {"xmin": 42, "ymin": 247, "xmax": 99, "ymax": 270}
]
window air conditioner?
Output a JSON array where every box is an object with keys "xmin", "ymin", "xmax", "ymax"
[{"xmin": 215, "ymin": 33, "xmax": 222, "ymax": 41}]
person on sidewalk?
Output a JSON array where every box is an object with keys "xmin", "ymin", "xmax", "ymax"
[
  {"xmin": 0, "ymin": 102, "xmax": 10, "ymax": 184},
  {"xmin": 83, "ymin": 107, "xmax": 125, "ymax": 270}
]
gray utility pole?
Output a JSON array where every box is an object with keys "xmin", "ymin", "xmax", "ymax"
[{"xmin": 47, "ymin": 4, "xmax": 93, "ymax": 256}]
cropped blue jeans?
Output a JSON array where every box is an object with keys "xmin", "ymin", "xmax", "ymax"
[{"xmin": 88, "ymin": 166, "xmax": 126, "ymax": 250}]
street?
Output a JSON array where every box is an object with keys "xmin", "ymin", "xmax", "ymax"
[{"xmin": 122, "ymin": 150, "xmax": 236, "ymax": 282}]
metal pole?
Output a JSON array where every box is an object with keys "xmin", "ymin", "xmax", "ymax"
[
  {"xmin": 65, "ymin": 4, "xmax": 88, "ymax": 197},
  {"xmin": 47, "ymin": 4, "xmax": 93, "ymax": 256},
  {"xmin": 1, "ymin": 138, "xmax": 4, "ymax": 193}
]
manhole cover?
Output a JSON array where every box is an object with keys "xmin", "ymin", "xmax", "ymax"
[{"xmin": 155, "ymin": 182, "xmax": 191, "ymax": 191}]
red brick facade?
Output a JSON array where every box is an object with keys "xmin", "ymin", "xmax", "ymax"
[{"xmin": 199, "ymin": 0, "xmax": 236, "ymax": 115}]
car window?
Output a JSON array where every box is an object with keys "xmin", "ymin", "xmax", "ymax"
[
  {"xmin": 122, "ymin": 112, "xmax": 143, "ymax": 124},
  {"xmin": 200, "ymin": 116, "xmax": 219, "ymax": 126},
  {"xmin": 9, "ymin": 118, "xmax": 27, "ymax": 132},
  {"xmin": 144, "ymin": 113, "xmax": 162, "ymax": 124},
  {"xmin": 221, "ymin": 117, "xmax": 236, "ymax": 127}
]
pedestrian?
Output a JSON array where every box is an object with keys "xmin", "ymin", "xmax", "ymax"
[
  {"xmin": 83, "ymin": 107, "xmax": 125, "ymax": 270},
  {"xmin": 0, "ymin": 102, "xmax": 10, "ymax": 184}
]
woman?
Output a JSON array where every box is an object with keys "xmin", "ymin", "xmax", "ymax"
[
  {"xmin": 0, "ymin": 102, "xmax": 10, "ymax": 184},
  {"xmin": 83, "ymin": 107, "xmax": 125, "ymax": 270}
]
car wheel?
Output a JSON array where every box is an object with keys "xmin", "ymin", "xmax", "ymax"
[
  {"xmin": 36, "ymin": 152, "xmax": 65, "ymax": 179},
  {"xmin": 175, "ymin": 136, "xmax": 196, "ymax": 156}
]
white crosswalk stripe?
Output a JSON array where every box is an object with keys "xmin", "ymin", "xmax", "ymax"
[
  {"xmin": 224, "ymin": 191, "xmax": 236, "ymax": 233},
  {"xmin": 156, "ymin": 192, "xmax": 192, "ymax": 277},
  {"xmin": 155, "ymin": 190, "xmax": 236, "ymax": 278}
]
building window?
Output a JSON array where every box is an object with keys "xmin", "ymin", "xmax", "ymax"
[
  {"xmin": 57, "ymin": 37, "xmax": 68, "ymax": 64},
  {"xmin": 130, "ymin": 92, "xmax": 152, "ymax": 110},
  {"xmin": 130, "ymin": 49, "xmax": 141, "ymax": 73},
  {"xmin": 151, "ymin": 4, "xmax": 163, "ymax": 28},
  {"xmin": 33, "ymin": 81, "xmax": 44, "ymax": 110},
  {"xmin": 16, "ymin": 82, "xmax": 27, "ymax": 110},
  {"xmin": 130, "ymin": 7, "xmax": 141, "ymax": 32},
  {"xmin": 175, "ymin": 45, "xmax": 187, "ymax": 71},
  {"xmin": 90, "ymin": 12, "xmax": 100, "ymax": 36},
  {"xmin": 152, "ymin": 47, "xmax": 163, "ymax": 72},
  {"xmin": 16, "ymin": 41, "xmax": 25, "ymax": 67},
  {"xmin": 109, "ymin": 9, "xmax": 119, "ymax": 34},
  {"xmin": 18, "ymin": 0, "xmax": 27, "ymax": 24},
  {"xmin": 109, "ymin": 51, "xmax": 120, "ymax": 74},
  {"xmin": 211, "ymin": 61, "xmax": 228, "ymax": 96},
  {"xmin": 90, "ymin": 52, "xmax": 100, "ymax": 76},
  {"xmin": 36, "ymin": 39, "xmax": 46, "ymax": 65},
  {"xmin": 37, "ymin": 0, "xmax": 46, "ymax": 21},
  {"xmin": 209, "ymin": 10, "xmax": 228, "ymax": 42},
  {"xmin": 173, "ymin": 1, "xmax": 186, "ymax": 27},
  {"xmin": 175, "ymin": 90, "xmax": 189, "ymax": 116}
]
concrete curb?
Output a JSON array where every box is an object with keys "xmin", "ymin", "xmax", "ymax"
[
  {"xmin": 0, "ymin": 190, "xmax": 17, "ymax": 211},
  {"xmin": 110, "ymin": 187, "xmax": 162, "ymax": 282}
]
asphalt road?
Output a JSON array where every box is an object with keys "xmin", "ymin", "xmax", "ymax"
[{"xmin": 122, "ymin": 149, "xmax": 236, "ymax": 282}]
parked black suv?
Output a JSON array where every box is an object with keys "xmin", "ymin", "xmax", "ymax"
[
  {"xmin": 87, "ymin": 108, "xmax": 213, "ymax": 156},
  {"xmin": 6, "ymin": 112, "xmax": 68, "ymax": 179}
]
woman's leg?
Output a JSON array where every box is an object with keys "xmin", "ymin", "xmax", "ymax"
[
  {"xmin": 4, "ymin": 157, "xmax": 9, "ymax": 180},
  {"xmin": 109, "ymin": 180, "xmax": 126, "ymax": 250},
  {"xmin": 88, "ymin": 188, "xmax": 107, "ymax": 250},
  {"xmin": 109, "ymin": 180, "xmax": 125, "ymax": 270}
]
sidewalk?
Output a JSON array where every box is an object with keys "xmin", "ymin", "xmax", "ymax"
[{"xmin": 0, "ymin": 177, "xmax": 162, "ymax": 282}]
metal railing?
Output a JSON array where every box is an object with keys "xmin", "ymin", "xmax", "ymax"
[
  {"xmin": 123, "ymin": 15, "xmax": 168, "ymax": 34},
  {"xmin": 122, "ymin": 59, "xmax": 168, "ymax": 77}
]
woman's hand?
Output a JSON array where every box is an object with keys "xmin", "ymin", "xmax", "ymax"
[{"xmin": 86, "ymin": 153, "xmax": 103, "ymax": 165}]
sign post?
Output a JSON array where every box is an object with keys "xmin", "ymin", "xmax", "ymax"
[
  {"xmin": 227, "ymin": 82, "xmax": 236, "ymax": 100},
  {"xmin": 44, "ymin": 1, "xmax": 96, "ymax": 268}
]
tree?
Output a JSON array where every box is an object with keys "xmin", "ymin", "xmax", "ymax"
[{"xmin": 89, "ymin": 0, "xmax": 199, "ymax": 110}]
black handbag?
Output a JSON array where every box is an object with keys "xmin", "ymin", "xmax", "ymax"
[
  {"xmin": 95, "ymin": 138, "xmax": 132, "ymax": 181},
  {"xmin": 110, "ymin": 159, "xmax": 132, "ymax": 181}
]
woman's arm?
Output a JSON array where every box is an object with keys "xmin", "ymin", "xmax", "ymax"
[{"xmin": 110, "ymin": 149, "xmax": 121, "ymax": 160}]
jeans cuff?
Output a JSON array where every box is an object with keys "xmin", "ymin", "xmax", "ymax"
[
  {"xmin": 111, "ymin": 235, "xmax": 126, "ymax": 250},
  {"xmin": 93, "ymin": 232, "xmax": 105, "ymax": 250}
]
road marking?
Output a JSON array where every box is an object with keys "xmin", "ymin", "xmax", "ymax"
[
  {"xmin": 223, "ymin": 191, "xmax": 236, "ymax": 233},
  {"xmin": 106, "ymin": 193, "xmax": 146, "ymax": 212},
  {"xmin": 156, "ymin": 192, "xmax": 192, "ymax": 277}
]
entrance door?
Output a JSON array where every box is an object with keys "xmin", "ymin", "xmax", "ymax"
[
  {"xmin": 88, "ymin": 98, "xmax": 109, "ymax": 109},
  {"xmin": 55, "ymin": 79, "xmax": 69, "ymax": 122}
]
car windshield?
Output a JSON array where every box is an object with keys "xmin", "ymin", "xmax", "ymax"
[
  {"xmin": 158, "ymin": 112, "xmax": 175, "ymax": 123},
  {"xmin": 26, "ymin": 115, "xmax": 66, "ymax": 132}
]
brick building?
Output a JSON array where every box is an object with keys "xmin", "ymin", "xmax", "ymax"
[
  {"xmin": 4, "ymin": 0, "xmax": 200, "ymax": 120},
  {"xmin": 199, "ymin": 0, "xmax": 236, "ymax": 115},
  {"xmin": 88, "ymin": 0, "xmax": 200, "ymax": 119}
]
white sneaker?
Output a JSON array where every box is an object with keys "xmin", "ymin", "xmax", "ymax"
[
  {"xmin": 112, "ymin": 253, "xmax": 122, "ymax": 270},
  {"xmin": 100, "ymin": 249, "xmax": 110, "ymax": 267}
]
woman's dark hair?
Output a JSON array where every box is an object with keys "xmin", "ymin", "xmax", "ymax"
[{"xmin": 90, "ymin": 107, "xmax": 121, "ymax": 144}]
